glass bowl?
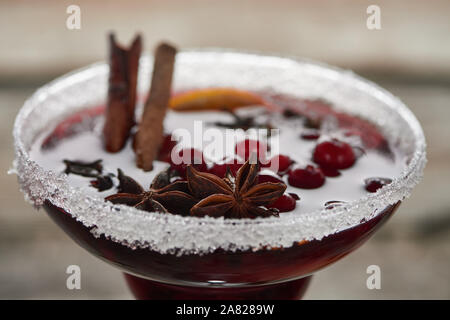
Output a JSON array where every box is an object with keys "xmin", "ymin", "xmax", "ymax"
[{"xmin": 12, "ymin": 50, "xmax": 426, "ymax": 299}]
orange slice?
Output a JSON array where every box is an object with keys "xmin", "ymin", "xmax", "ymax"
[{"xmin": 169, "ymin": 88, "xmax": 268, "ymax": 111}]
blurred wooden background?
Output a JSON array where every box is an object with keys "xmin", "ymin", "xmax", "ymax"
[{"xmin": 1, "ymin": 0, "xmax": 449, "ymax": 299}]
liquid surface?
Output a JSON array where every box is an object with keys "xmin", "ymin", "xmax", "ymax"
[{"xmin": 30, "ymin": 103, "xmax": 405, "ymax": 215}]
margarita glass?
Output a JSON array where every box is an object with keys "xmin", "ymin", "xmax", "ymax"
[{"xmin": 12, "ymin": 51, "xmax": 426, "ymax": 299}]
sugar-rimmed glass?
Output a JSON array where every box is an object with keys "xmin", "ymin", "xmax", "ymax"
[{"xmin": 12, "ymin": 50, "xmax": 426, "ymax": 299}]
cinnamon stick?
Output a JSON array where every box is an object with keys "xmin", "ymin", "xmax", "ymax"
[
  {"xmin": 103, "ymin": 33, "xmax": 142, "ymax": 153},
  {"xmin": 135, "ymin": 42, "xmax": 177, "ymax": 171}
]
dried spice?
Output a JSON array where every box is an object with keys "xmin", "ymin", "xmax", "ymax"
[
  {"xmin": 282, "ymin": 109, "xmax": 300, "ymax": 119},
  {"xmin": 212, "ymin": 109, "xmax": 274, "ymax": 132},
  {"xmin": 303, "ymin": 116, "xmax": 322, "ymax": 129},
  {"xmin": 189, "ymin": 155, "xmax": 286, "ymax": 219},
  {"xmin": 282, "ymin": 108, "xmax": 322, "ymax": 129},
  {"xmin": 105, "ymin": 168, "xmax": 197, "ymax": 216},
  {"xmin": 63, "ymin": 159, "xmax": 103, "ymax": 178},
  {"xmin": 135, "ymin": 43, "xmax": 177, "ymax": 171},
  {"xmin": 90, "ymin": 174, "xmax": 114, "ymax": 192},
  {"xmin": 169, "ymin": 88, "xmax": 268, "ymax": 111},
  {"xmin": 117, "ymin": 168, "xmax": 144, "ymax": 194},
  {"xmin": 64, "ymin": 159, "xmax": 114, "ymax": 192},
  {"xmin": 103, "ymin": 33, "xmax": 142, "ymax": 153},
  {"xmin": 105, "ymin": 155, "xmax": 287, "ymax": 219},
  {"xmin": 289, "ymin": 193, "xmax": 300, "ymax": 201}
]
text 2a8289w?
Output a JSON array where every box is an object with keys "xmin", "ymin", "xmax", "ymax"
[
  {"xmin": 175, "ymin": 304, "xmax": 275, "ymax": 317},
  {"xmin": 220, "ymin": 304, "xmax": 275, "ymax": 315}
]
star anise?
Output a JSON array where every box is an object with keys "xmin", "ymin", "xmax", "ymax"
[
  {"xmin": 188, "ymin": 154, "xmax": 286, "ymax": 219},
  {"xmin": 105, "ymin": 168, "xmax": 197, "ymax": 215}
]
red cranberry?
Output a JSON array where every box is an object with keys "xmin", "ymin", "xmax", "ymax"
[
  {"xmin": 170, "ymin": 148, "xmax": 207, "ymax": 177},
  {"xmin": 263, "ymin": 154, "xmax": 293, "ymax": 174},
  {"xmin": 209, "ymin": 159, "xmax": 243, "ymax": 178},
  {"xmin": 268, "ymin": 193, "xmax": 297, "ymax": 212},
  {"xmin": 313, "ymin": 139, "xmax": 356, "ymax": 170},
  {"xmin": 288, "ymin": 165, "xmax": 325, "ymax": 189},
  {"xmin": 320, "ymin": 166, "xmax": 341, "ymax": 177},
  {"xmin": 235, "ymin": 139, "xmax": 268, "ymax": 161},
  {"xmin": 364, "ymin": 177, "xmax": 392, "ymax": 193},
  {"xmin": 300, "ymin": 130, "xmax": 320, "ymax": 140},
  {"xmin": 289, "ymin": 193, "xmax": 300, "ymax": 200},
  {"xmin": 157, "ymin": 134, "xmax": 177, "ymax": 162},
  {"xmin": 257, "ymin": 173, "xmax": 284, "ymax": 184},
  {"xmin": 208, "ymin": 163, "xmax": 227, "ymax": 178}
]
